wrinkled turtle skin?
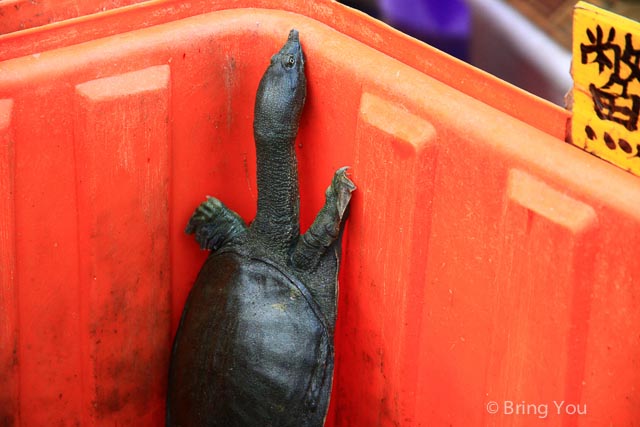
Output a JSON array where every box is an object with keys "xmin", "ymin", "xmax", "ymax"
[{"xmin": 167, "ymin": 29, "xmax": 355, "ymax": 427}]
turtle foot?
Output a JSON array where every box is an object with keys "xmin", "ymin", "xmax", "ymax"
[
  {"xmin": 185, "ymin": 196, "xmax": 247, "ymax": 251},
  {"xmin": 291, "ymin": 167, "xmax": 356, "ymax": 270},
  {"xmin": 330, "ymin": 166, "xmax": 356, "ymax": 220}
]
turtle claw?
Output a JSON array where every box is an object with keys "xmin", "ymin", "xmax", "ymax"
[
  {"xmin": 330, "ymin": 167, "xmax": 356, "ymax": 218},
  {"xmin": 185, "ymin": 196, "xmax": 247, "ymax": 251},
  {"xmin": 185, "ymin": 196, "xmax": 223, "ymax": 234},
  {"xmin": 291, "ymin": 167, "xmax": 356, "ymax": 270}
]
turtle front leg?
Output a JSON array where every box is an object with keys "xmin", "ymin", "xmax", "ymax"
[
  {"xmin": 185, "ymin": 196, "xmax": 247, "ymax": 251},
  {"xmin": 291, "ymin": 167, "xmax": 356, "ymax": 269}
]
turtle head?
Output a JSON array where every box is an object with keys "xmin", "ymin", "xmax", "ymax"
[{"xmin": 254, "ymin": 29, "xmax": 307, "ymax": 142}]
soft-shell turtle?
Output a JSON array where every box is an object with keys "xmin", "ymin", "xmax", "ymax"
[{"xmin": 167, "ymin": 29, "xmax": 355, "ymax": 426}]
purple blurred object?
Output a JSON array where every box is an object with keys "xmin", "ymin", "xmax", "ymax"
[{"xmin": 379, "ymin": 0, "xmax": 470, "ymax": 60}]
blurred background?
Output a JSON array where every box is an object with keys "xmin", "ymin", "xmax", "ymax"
[{"xmin": 339, "ymin": 0, "xmax": 640, "ymax": 106}]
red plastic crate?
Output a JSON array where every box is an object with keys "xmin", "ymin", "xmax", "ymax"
[
  {"xmin": 1, "ymin": 1, "xmax": 639, "ymax": 426},
  {"xmin": 0, "ymin": 0, "xmax": 151, "ymax": 35}
]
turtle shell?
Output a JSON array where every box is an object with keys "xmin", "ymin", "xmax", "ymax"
[{"xmin": 168, "ymin": 250, "xmax": 333, "ymax": 427}]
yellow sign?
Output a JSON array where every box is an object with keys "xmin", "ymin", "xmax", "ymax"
[{"xmin": 572, "ymin": 1, "xmax": 640, "ymax": 175}]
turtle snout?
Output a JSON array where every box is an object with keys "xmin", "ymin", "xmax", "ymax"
[{"xmin": 288, "ymin": 29, "xmax": 299, "ymax": 43}]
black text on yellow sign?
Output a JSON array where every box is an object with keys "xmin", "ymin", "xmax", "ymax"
[{"xmin": 572, "ymin": 1, "xmax": 640, "ymax": 175}]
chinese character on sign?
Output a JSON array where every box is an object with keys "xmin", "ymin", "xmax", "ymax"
[
  {"xmin": 581, "ymin": 26, "xmax": 640, "ymax": 132},
  {"xmin": 572, "ymin": 2, "xmax": 640, "ymax": 175}
]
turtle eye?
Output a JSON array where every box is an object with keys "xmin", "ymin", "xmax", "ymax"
[{"xmin": 284, "ymin": 54, "xmax": 296, "ymax": 69}]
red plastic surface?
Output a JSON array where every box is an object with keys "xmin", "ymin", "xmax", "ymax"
[
  {"xmin": 0, "ymin": 0, "xmax": 569, "ymax": 141},
  {"xmin": 0, "ymin": 0, "xmax": 151, "ymax": 35},
  {"xmin": 1, "ymin": 1, "xmax": 640, "ymax": 426}
]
